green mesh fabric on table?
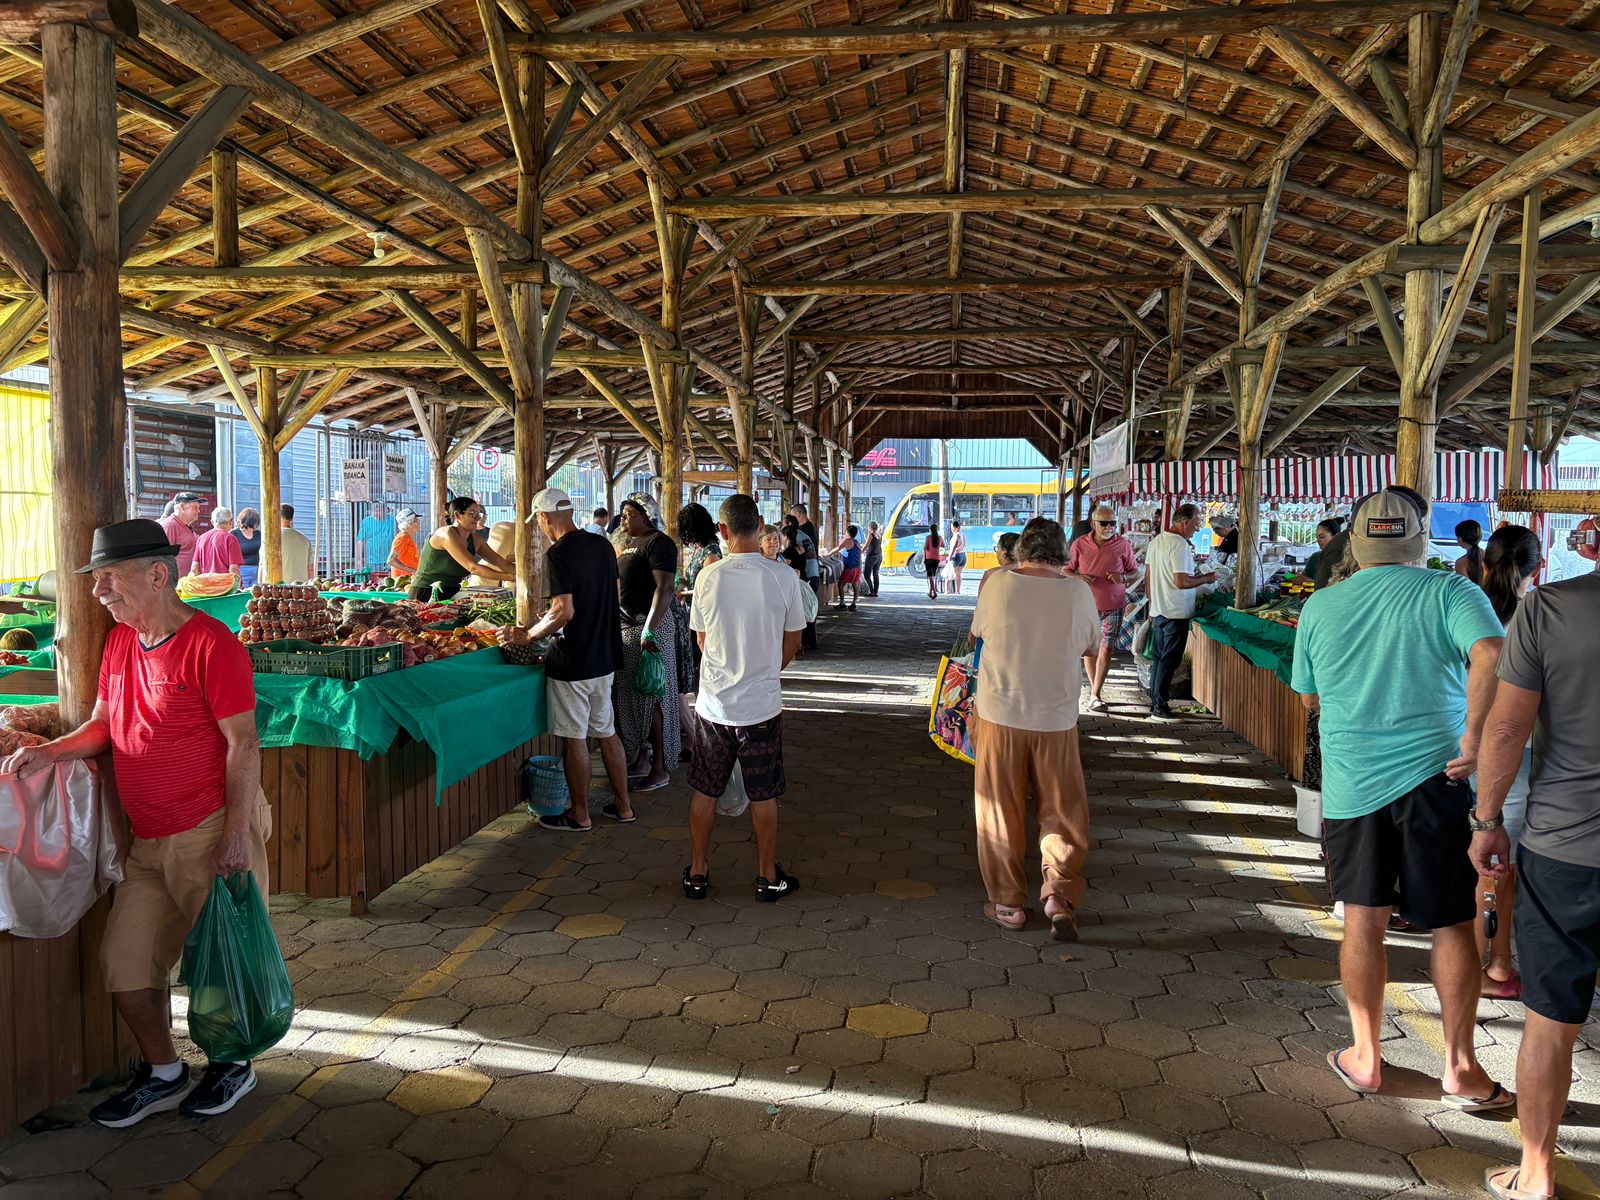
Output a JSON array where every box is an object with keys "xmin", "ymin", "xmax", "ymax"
[
  {"xmin": 0, "ymin": 693, "xmax": 57, "ymax": 706},
  {"xmin": 1192, "ymin": 607, "xmax": 1298, "ymax": 685},
  {"xmin": 252, "ymin": 649, "xmax": 547, "ymax": 800}
]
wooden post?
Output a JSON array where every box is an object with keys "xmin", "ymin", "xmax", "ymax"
[
  {"xmin": 1396, "ymin": 10, "xmax": 1446, "ymax": 499},
  {"xmin": 734, "ymin": 285, "xmax": 759, "ymax": 495},
  {"xmin": 43, "ymin": 20, "xmax": 124, "ymax": 725},
  {"xmin": 1070, "ymin": 445, "xmax": 1086, "ymax": 528},
  {"xmin": 825, "ymin": 441, "xmax": 839, "ymax": 545},
  {"xmin": 805, "ymin": 431, "xmax": 820, "ymax": 531},
  {"xmin": 428, "ymin": 401, "xmax": 450, "ymax": 526},
  {"xmin": 256, "ymin": 367, "xmax": 284, "ymax": 583},
  {"xmin": 646, "ymin": 178, "xmax": 693, "ymax": 541},
  {"xmin": 211, "ymin": 147, "xmax": 238, "ymax": 268},
  {"xmin": 1507, "ymin": 185, "xmax": 1540, "ymax": 492},
  {"xmin": 842, "ymin": 446, "xmax": 853, "ymax": 535},
  {"xmin": 1233, "ymin": 202, "xmax": 1264, "ymax": 608},
  {"xmin": 512, "ymin": 54, "xmax": 546, "ymax": 624}
]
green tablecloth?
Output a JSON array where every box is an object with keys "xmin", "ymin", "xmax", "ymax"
[
  {"xmin": 253, "ymin": 649, "xmax": 547, "ymax": 799},
  {"xmin": 187, "ymin": 591, "xmax": 251, "ymax": 629},
  {"xmin": 1193, "ymin": 607, "xmax": 1298, "ymax": 685},
  {"xmin": 0, "ymin": 693, "xmax": 55, "ymax": 706}
]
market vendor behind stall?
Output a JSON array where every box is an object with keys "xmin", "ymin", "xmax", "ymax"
[
  {"xmin": 408, "ymin": 496, "xmax": 515, "ymax": 601},
  {"xmin": 0, "ymin": 519, "xmax": 271, "ymax": 1127}
]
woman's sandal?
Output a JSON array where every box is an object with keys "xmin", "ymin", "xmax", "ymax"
[
  {"xmin": 983, "ymin": 902, "xmax": 1027, "ymax": 930},
  {"xmin": 682, "ymin": 866, "xmax": 709, "ymax": 900},
  {"xmin": 1485, "ymin": 1166, "xmax": 1554, "ymax": 1199},
  {"xmin": 1481, "ymin": 972, "xmax": 1523, "ymax": 1001},
  {"xmin": 1442, "ymin": 1081, "xmax": 1516, "ymax": 1113}
]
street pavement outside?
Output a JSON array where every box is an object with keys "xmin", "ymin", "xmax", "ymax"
[{"xmin": 2, "ymin": 568, "xmax": 1598, "ymax": 1198}]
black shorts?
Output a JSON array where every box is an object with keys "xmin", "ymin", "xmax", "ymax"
[
  {"xmin": 689, "ymin": 714, "xmax": 785, "ymax": 802},
  {"xmin": 1515, "ymin": 845, "xmax": 1600, "ymax": 1024},
  {"xmin": 1322, "ymin": 773, "xmax": 1476, "ymax": 930}
]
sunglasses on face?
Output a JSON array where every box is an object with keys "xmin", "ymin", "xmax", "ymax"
[{"xmin": 1095, "ymin": 520, "xmax": 1116, "ymax": 527}]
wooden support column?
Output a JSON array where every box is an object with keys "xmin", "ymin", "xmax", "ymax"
[
  {"xmin": 1164, "ymin": 281, "xmax": 1191, "ymax": 459},
  {"xmin": 1233, "ymin": 201, "xmax": 1265, "ymax": 608},
  {"xmin": 211, "ymin": 147, "xmax": 238, "ymax": 268},
  {"xmin": 646, "ymin": 175, "xmax": 694, "ymax": 539},
  {"xmin": 1069, "ymin": 445, "xmax": 1085, "ymax": 528},
  {"xmin": 825, "ymin": 441, "xmax": 839, "ymax": 545},
  {"xmin": 1396, "ymin": 9, "xmax": 1446, "ymax": 499},
  {"xmin": 511, "ymin": 50, "xmax": 545, "ymax": 623},
  {"xmin": 256, "ymin": 367, "xmax": 284, "ymax": 583},
  {"xmin": 733, "ymin": 284, "xmax": 760, "ymax": 495},
  {"xmin": 41, "ymin": 19, "xmax": 124, "ymax": 725},
  {"xmin": 805, "ymin": 427, "xmax": 820, "ymax": 530},
  {"xmin": 1507, "ymin": 185, "xmax": 1540, "ymax": 492}
]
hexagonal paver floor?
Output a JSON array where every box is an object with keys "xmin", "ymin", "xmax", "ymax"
[{"xmin": 5, "ymin": 575, "xmax": 1597, "ymax": 1198}]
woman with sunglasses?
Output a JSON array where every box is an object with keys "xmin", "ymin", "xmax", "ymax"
[{"xmin": 408, "ymin": 496, "xmax": 515, "ymax": 601}]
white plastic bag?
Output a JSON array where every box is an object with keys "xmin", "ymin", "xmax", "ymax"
[
  {"xmin": 0, "ymin": 759, "xmax": 125, "ymax": 938},
  {"xmin": 716, "ymin": 762, "xmax": 750, "ymax": 818}
]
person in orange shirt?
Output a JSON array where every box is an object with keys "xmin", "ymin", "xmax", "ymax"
[{"xmin": 388, "ymin": 507, "xmax": 421, "ymax": 578}]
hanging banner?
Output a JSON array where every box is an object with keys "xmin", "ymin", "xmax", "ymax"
[
  {"xmin": 382, "ymin": 452, "xmax": 407, "ymax": 496},
  {"xmin": 1089, "ymin": 421, "xmax": 1132, "ymax": 495},
  {"xmin": 341, "ymin": 458, "xmax": 370, "ymax": 502},
  {"xmin": 0, "ymin": 383, "xmax": 52, "ymax": 581}
]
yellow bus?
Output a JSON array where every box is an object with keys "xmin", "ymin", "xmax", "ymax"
[{"xmin": 881, "ymin": 480, "xmax": 1076, "ymax": 575}]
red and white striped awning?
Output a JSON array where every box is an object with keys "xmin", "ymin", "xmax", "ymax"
[{"xmin": 1125, "ymin": 452, "xmax": 1554, "ymax": 503}]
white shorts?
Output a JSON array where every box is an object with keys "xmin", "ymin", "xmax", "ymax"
[{"xmin": 548, "ymin": 674, "xmax": 615, "ymax": 739}]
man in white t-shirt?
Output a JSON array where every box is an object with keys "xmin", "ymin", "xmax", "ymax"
[
  {"xmin": 687, "ymin": 493, "xmax": 808, "ymax": 903},
  {"xmin": 1144, "ymin": 503, "xmax": 1217, "ymax": 720}
]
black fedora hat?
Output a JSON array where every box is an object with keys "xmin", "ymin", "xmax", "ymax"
[{"xmin": 75, "ymin": 519, "xmax": 180, "ymax": 574}]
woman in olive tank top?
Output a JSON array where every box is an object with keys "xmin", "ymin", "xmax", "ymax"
[{"xmin": 408, "ymin": 496, "xmax": 515, "ymax": 600}]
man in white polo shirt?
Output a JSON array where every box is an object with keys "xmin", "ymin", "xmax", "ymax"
[
  {"xmin": 1143, "ymin": 503, "xmax": 1217, "ymax": 719},
  {"xmin": 684, "ymin": 493, "xmax": 807, "ymax": 903}
]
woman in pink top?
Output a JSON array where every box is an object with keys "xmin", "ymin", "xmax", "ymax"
[
  {"xmin": 1064, "ymin": 505, "xmax": 1140, "ymax": 712},
  {"xmin": 191, "ymin": 506, "xmax": 244, "ymax": 579}
]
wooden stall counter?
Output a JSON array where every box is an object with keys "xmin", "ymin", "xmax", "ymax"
[
  {"xmin": 1187, "ymin": 612, "xmax": 1307, "ymax": 782},
  {"xmin": 252, "ymin": 648, "xmax": 551, "ymax": 914},
  {"xmin": 263, "ymin": 733, "xmax": 550, "ymax": 914}
]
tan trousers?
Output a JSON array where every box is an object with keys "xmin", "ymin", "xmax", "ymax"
[{"xmin": 972, "ymin": 714, "xmax": 1090, "ymax": 910}]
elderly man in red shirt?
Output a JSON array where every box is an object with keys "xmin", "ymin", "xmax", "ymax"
[
  {"xmin": 2, "ymin": 519, "xmax": 270, "ymax": 1127},
  {"xmin": 1065, "ymin": 504, "xmax": 1141, "ymax": 712}
]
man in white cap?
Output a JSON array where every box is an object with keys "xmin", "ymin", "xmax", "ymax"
[
  {"xmin": 1292, "ymin": 486, "xmax": 1509, "ymax": 1112},
  {"xmin": 501, "ymin": 488, "xmax": 633, "ymax": 831}
]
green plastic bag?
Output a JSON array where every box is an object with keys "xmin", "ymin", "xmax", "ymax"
[
  {"xmin": 634, "ymin": 632, "xmax": 667, "ymax": 699},
  {"xmin": 179, "ymin": 874, "xmax": 294, "ymax": 1062}
]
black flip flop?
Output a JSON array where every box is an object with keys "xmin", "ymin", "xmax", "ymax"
[
  {"xmin": 601, "ymin": 802, "xmax": 637, "ymax": 824},
  {"xmin": 537, "ymin": 811, "xmax": 592, "ymax": 832}
]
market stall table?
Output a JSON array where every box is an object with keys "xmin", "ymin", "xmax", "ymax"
[
  {"xmin": 253, "ymin": 646, "xmax": 552, "ymax": 914},
  {"xmin": 0, "ymin": 693, "xmax": 131, "ymax": 1128},
  {"xmin": 1188, "ymin": 607, "xmax": 1307, "ymax": 781}
]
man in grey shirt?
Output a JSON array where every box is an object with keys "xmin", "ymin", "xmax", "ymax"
[{"xmin": 1470, "ymin": 562, "xmax": 1600, "ymax": 1200}]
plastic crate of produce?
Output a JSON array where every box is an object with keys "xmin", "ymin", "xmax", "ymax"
[{"xmin": 247, "ymin": 638, "xmax": 401, "ymax": 680}]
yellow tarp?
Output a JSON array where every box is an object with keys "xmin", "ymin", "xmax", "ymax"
[{"xmin": 0, "ymin": 382, "xmax": 52, "ymax": 582}]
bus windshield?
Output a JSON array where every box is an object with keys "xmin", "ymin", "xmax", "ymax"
[{"xmin": 892, "ymin": 494, "xmax": 939, "ymax": 538}]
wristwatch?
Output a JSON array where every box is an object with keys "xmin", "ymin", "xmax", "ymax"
[{"xmin": 1468, "ymin": 812, "xmax": 1504, "ymax": 832}]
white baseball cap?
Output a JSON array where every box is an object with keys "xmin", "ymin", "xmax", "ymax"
[{"xmin": 528, "ymin": 487, "xmax": 574, "ymax": 519}]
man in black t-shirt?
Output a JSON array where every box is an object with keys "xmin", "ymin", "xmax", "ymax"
[{"xmin": 504, "ymin": 488, "xmax": 633, "ymax": 831}]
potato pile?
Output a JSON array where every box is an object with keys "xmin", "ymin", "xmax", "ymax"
[{"xmin": 240, "ymin": 584, "xmax": 337, "ymax": 645}]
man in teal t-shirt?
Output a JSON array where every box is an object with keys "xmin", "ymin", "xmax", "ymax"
[{"xmin": 1291, "ymin": 488, "xmax": 1508, "ymax": 1112}]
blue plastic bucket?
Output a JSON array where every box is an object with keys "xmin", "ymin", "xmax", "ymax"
[{"xmin": 522, "ymin": 755, "xmax": 569, "ymax": 816}]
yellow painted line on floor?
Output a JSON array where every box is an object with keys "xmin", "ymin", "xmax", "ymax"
[
  {"xmin": 1178, "ymin": 770, "xmax": 1599, "ymax": 1199},
  {"xmin": 164, "ymin": 829, "xmax": 601, "ymax": 1199}
]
